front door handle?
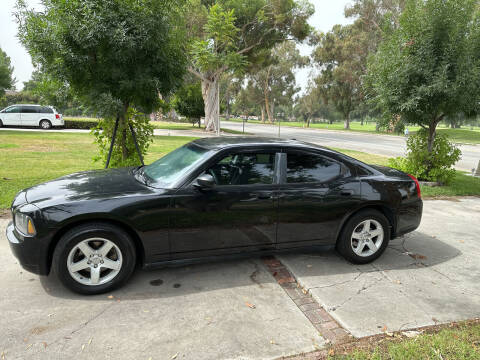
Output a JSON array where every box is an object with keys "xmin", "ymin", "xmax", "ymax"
[{"xmin": 340, "ymin": 190, "xmax": 354, "ymax": 196}]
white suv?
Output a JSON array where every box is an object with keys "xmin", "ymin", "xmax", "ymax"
[{"xmin": 0, "ymin": 104, "xmax": 64, "ymax": 129}]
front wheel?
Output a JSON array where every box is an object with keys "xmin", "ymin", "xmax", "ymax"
[
  {"xmin": 336, "ymin": 210, "xmax": 390, "ymax": 264},
  {"xmin": 52, "ymin": 223, "xmax": 136, "ymax": 295}
]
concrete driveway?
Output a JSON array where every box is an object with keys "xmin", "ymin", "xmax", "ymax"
[
  {"xmin": 280, "ymin": 197, "xmax": 480, "ymax": 337},
  {"xmin": 1, "ymin": 198, "xmax": 479, "ymax": 359}
]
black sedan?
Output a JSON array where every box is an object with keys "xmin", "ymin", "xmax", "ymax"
[{"xmin": 7, "ymin": 137, "xmax": 422, "ymax": 294}]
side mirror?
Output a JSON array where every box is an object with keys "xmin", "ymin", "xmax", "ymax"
[{"xmin": 194, "ymin": 174, "xmax": 215, "ymax": 190}]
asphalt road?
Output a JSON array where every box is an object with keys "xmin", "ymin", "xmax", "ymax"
[{"xmin": 221, "ymin": 121, "xmax": 480, "ymax": 172}]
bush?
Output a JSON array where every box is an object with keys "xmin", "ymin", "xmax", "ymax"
[
  {"xmin": 64, "ymin": 118, "xmax": 99, "ymax": 129},
  {"xmin": 387, "ymin": 129, "xmax": 461, "ymax": 184},
  {"xmin": 92, "ymin": 108, "xmax": 153, "ymax": 168}
]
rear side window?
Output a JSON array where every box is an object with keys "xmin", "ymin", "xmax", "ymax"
[
  {"xmin": 40, "ymin": 106, "xmax": 54, "ymax": 114},
  {"xmin": 286, "ymin": 152, "xmax": 342, "ymax": 183},
  {"xmin": 21, "ymin": 106, "xmax": 39, "ymax": 113}
]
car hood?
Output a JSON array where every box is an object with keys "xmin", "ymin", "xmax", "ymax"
[{"xmin": 24, "ymin": 167, "xmax": 153, "ymax": 206}]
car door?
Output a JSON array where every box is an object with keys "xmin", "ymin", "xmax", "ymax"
[
  {"xmin": 276, "ymin": 149, "xmax": 361, "ymax": 248},
  {"xmin": 169, "ymin": 149, "xmax": 281, "ymax": 259},
  {"xmin": 20, "ymin": 105, "xmax": 40, "ymax": 126},
  {"xmin": 1, "ymin": 105, "xmax": 22, "ymax": 125}
]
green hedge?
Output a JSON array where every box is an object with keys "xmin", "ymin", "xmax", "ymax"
[{"xmin": 64, "ymin": 118, "xmax": 100, "ymax": 129}]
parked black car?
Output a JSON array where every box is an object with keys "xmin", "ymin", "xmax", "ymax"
[{"xmin": 7, "ymin": 137, "xmax": 422, "ymax": 294}]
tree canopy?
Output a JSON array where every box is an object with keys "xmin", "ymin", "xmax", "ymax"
[
  {"xmin": 16, "ymin": 0, "xmax": 187, "ymax": 165},
  {"xmin": 367, "ymin": 0, "xmax": 480, "ymax": 152},
  {"xmin": 0, "ymin": 47, "xmax": 15, "ymax": 96}
]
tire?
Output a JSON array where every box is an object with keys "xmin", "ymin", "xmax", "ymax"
[
  {"xmin": 52, "ymin": 222, "xmax": 137, "ymax": 295},
  {"xmin": 0, "ymin": 119, "xmax": 3, "ymax": 127},
  {"xmin": 39, "ymin": 119, "xmax": 52, "ymax": 129},
  {"xmin": 336, "ymin": 209, "xmax": 390, "ymax": 264}
]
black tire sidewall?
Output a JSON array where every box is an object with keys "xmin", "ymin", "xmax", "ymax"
[
  {"xmin": 338, "ymin": 210, "xmax": 390, "ymax": 264},
  {"xmin": 53, "ymin": 223, "xmax": 136, "ymax": 295}
]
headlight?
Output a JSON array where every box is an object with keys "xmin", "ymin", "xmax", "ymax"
[{"xmin": 14, "ymin": 211, "xmax": 37, "ymax": 236}]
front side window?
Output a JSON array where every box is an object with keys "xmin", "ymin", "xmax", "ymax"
[
  {"xmin": 5, "ymin": 106, "xmax": 21, "ymax": 113},
  {"xmin": 143, "ymin": 144, "xmax": 213, "ymax": 188},
  {"xmin": 208, "ymin": 152, "xmax": 275, "ymax": 185},
  {"xmin": 286, "ymin": 152, "xmax": 342, "ymax": 183}
]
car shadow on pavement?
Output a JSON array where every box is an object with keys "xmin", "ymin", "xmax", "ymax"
[{"xmin": 39, "ymin": 230, "xmax": 460, "ymax": 300}]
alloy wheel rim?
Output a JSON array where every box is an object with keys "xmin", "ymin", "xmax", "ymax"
[
  {"xmin": 41, "ymin": 121, "xmax": 50, "ymax": 129},
  {"xmin": 67, "ymin": 238, "xmax": 123, "ymax": 286},
  {"xmin": 351, "ymin": 219, "xmax": 384, "ymax": 257}
]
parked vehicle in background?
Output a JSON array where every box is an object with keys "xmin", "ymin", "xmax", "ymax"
[{"xmin": 0, "ymin": 104, "xmax": 64, "ymax": 129}]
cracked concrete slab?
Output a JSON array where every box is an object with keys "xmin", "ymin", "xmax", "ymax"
[
  {"xmin": 279, "ymin": 198, "xmax": 480, "ymax": 337},
  {"xmin": 0, "ymin": 220, "xmax": 324, "ymax": 360}
]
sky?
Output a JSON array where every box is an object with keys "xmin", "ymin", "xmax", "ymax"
[{"xmin": 0, "ymin": 0, "xmax": 353, "ymax": 92}]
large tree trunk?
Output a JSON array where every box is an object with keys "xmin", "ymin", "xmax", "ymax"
[
  {"xmin": 201, "ymin": 74, "xmax": 219, "ymax": 132},
  {"xmin": 261, "ymin": 106, "xmax": 265, "ymax": 123},
  {"xmin": 265, "ymin": 92, "xmax": 273, "ymax": 123},
  {"xmin": 344, "ymin": 112, "xmax": 350, "ymax": 129}
]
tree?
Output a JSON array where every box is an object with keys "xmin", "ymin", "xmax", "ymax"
[
  {"xmin": 313, "ymin": 25, "xmax": 365, "ymax": 129},
  {"xmin": 0, "ymin": 47, "xmax": 15, "ymax": 95},
  {"xmin": 172, "ymin": 82, "xmax": 205, "ymax": 127},
  {"xmin": 367, "ymin": 0, "xmax": 480, "ymax": 155},
  {"xmin": 253, "ymin": 41, "xmax": 308, "ymax": 123},
  {"xmin": 16, "ymin": 0, "xmax": 186, "ymax": 165},
  {"xmin": 187, "ymin": 0, "xmax": 313, "ymax": 132}
]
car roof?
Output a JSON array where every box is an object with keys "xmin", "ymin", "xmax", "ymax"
[{"xmin": 192, "ymin": 136, "xmax": 326, "ymax": 150}]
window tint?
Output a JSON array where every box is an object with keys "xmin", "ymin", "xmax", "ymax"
[
  {"xmin": 5, "ymin": 106, "xmax": 21, "ymax": 113},
  {"xmin": 21, "ymin": 106, "xmax": 39, "ymax": 114},
  {"xmin": 286, "ymin": 152, "xmax": 342, "ymax": 183},
  {"xmin": 40, "ymin": 106, "xmax": 54, "ymax": 114},
  {"xmin": 208, "ymin": 153, "xmax": 275, "ymax": 185}
]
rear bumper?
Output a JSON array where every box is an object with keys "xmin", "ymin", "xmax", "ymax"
[
  {"xmin": 6, "ymin": 221, "xmax": 50, "ymax": 275},
  {"xmin": 394, "ymin": 199, "xmax": 423, "ymax": 238}
]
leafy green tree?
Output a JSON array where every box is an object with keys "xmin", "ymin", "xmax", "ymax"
[
  {"xmin": 172, "ymin": 82, "xmax": 205, "ymax": 127},
  {"xmin": 0, "ymin": 47, "xmax": 15, "ymax": 96},
  {"xmin": 187, "ymin": 0, "xmax": 313, "ymax": 132},
  {"xmin": 313, "ymin": 25, "xmax": 366, "ymax": 129},
  {"xmin": 16, "ymin": 0, "xmax": 186, "ymax": 166},
  {"xmin": 367, "ymin": 0, "xmax": 480, "ymax": 156}
]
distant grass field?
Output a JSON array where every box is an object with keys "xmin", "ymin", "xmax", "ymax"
[{"xmin": 0, "ymin": 131, "xmax": 478, "ymax": 209}]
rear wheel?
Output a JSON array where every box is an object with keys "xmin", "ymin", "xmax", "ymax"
[
  {"xmin": 0, "ymin": 119, "xmax": 3, "ymax": 127},
  {"xmin": 336, "ymin": 209, "xmax": 390, "ymax": 264},
  {"xmin": 52, "ymin": 223, "xmax": 136, "ymax": 295},
  {"xmin": 39, "ymin": 119, "xmax": 52, "ymax": 129}
]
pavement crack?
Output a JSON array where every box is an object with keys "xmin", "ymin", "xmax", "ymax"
[
  {"xmin": 249, "ymin": 260, "xmax": 263, "ymax": 288},
  {"xmin": 329, "ymin": 277, "xmax": 383, "ymax": 312}
]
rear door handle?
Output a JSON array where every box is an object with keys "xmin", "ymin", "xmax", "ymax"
[{"xmin": 340, "ymin": 190, "xmax": 354, "ymax": 196}]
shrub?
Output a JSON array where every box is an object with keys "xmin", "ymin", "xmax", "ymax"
[
  {"xmin": 92, "ymin": 109, "xmax": 153, "ymax": 168},
  {"xmin": 64, "ymin": 118, "xmax": 99, "ymax": 129},
  {"xmin": 387, "ymin": 130, "xmax": 461, "ymax": 184}
]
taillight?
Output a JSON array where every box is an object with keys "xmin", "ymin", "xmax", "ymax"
[
  {"xmin": 407, "ymin": 174, "xmax": 421, "ymax": 198},
  {"xmin": 55, "ymin": 114, "xmax": 60, "ymax": 119}
]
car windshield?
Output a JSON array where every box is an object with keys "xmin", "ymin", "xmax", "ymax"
[{"xmin": 143, "ymin": 143, "xmax": 213, "ymax": 188}]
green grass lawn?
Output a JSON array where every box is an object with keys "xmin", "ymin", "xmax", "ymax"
[
  {"xmin": 0, "ymin": 131, "xmax": 196, "ymax": 209},
  {"xmin": 329, "ymin": 321, "xmax": 480, "ymax": 359},
  {"xmin": 0, "ymin": 131, "xmax": 479, "ymax": 209}
]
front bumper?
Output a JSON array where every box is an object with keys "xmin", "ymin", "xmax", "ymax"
[{"xmin": 6, "ymin": 221, "xmax": 49, "ymax": 275}]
